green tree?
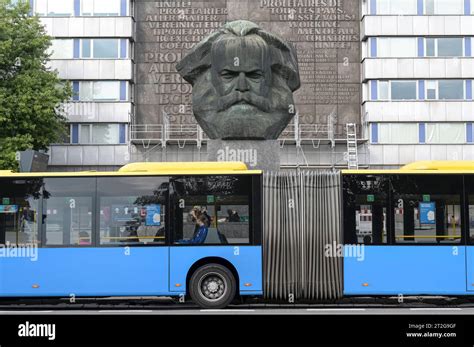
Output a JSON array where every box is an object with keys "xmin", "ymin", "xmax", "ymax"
[{"xmin": 0, "ymin": 0, "xmax": 71, "ymax": 170}]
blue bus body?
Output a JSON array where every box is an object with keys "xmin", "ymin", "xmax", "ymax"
[
  {"xmin": 344, "ymin": 246, "xmax": 469, "ymax": 295},
  {"xmin": 0, "ymin": 246, "xmax": 263, "ymax": 297},
  {"xmin": 344, "ymin": 245, "xmax": 474, "ymax": 295}
]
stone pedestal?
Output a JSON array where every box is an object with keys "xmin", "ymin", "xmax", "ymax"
[{"xmin": 207, "ymin": 140, "xmax": 280, "ymax": 172}]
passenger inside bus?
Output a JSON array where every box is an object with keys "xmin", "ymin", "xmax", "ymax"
[{"xmin": 177, "ymin": 215, "xmax": 209, "ymax": 244}]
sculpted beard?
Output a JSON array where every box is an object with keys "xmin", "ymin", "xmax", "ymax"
[{"xmin": 193, "ymin": 73, "xmax": 295, "ymax": 139}]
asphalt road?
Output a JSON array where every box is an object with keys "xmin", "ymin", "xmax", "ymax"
[{"xmin": 1, "ymin": 307, "xmax": 473, "ymax": 314}]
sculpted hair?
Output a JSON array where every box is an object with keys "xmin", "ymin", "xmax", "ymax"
[{"xmin": 176, "ymin": 20, "xmax": 300, "ymax": 92}]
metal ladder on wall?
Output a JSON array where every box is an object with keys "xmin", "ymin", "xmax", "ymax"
[{"xmin": 346, "ymin": 123, "xmax": 359, "ymax": 169}]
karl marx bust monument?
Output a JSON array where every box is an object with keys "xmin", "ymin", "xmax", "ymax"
[{"xmin": 176, "ymin": 20, "xmax": 300, "ymax": 140}]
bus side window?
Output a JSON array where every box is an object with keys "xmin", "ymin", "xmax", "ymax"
[
  {"xmin": 42, "ymin": 178, "xmax": 95, "ymax": 246},
  {"xmin": 343, "ymin": 175, "xmax": 389, "ymax": 245},
  {"xmin": 391, "ymin": 175, "xmax": 462, "ymax": 244},
  {"xmin": 466, "ymin": 176, "xmax": 474, "ymax": 243},
  {"xmin": 98, "ymin": 176, "xmax": 168, "ymax": 246},
  {"xmin": 171, "ymin": 175, "xmax": 252, "ymax": 245},
  {"xmin": 0, "ymin": 178, "xmax": 42, "ymax": 246}
]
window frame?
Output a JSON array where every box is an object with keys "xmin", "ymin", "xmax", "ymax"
[
  {"xmin": 34, "ymin": 0, "xmax": 74, "ymax": 17},
  {"xmin": 342, "ymin": 174, "xmax": 391, "ymax": 246},
  {"xmin": 30, "ymin": 173, "xmax": 262, "ymax": 248},
  {"xmin": 169, "ymin": 174, "xmax": 258, "ymax": 247},
  {"xmin": 77, "ymin": 123, "xmax": 122, "ymax": 145},
  {"xmin": 425, "ymin": 0, "xmax": 464, "ymax": 15},
  {"xmin": 80, "ymin": 0, "xmax": 122, "ymax": 16},
  {"xmin": 80, "ymin": 39, "xmax": 121, "ymax": 59},
  {"xmin": 465, "ymin": 174, "xmax": 474, "ymax": 244},
  {"xmin": 40, "ymin": 177, "xmax": 98, "ymax": 248},
  {"xmin": 377, "ymin": 37, "xmax": 418, "ymax": 58},
  {"xmin": 438, "ymin": 79, "xmax": 465, "ymax": 100},
  {"xmin": 96, "ymin": 175, "xmax": 170, "ymax": 247},
  {"xmin": 390, "ymin": 80, "xmax": 418, "ymax": 101},
  {"xmin": 343, "ymin": 174, "xmax": 468, "ymax": 246},
  {"xmin": 0, "ymin": 177, "xmax": 43, "ymax": 246},
  {"xmin": 78, "ymin": 81, "xmax": 122, "ymax": 102}
]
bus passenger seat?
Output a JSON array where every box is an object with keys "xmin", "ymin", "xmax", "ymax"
[{"xmin": 204, "ymin": 228, "xmax": 224, "ymax": 244}]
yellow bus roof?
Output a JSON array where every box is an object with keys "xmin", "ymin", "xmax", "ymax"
[
  {"xmin": 343, "ymin": 161, "xmax": 474, "ymax": 175},
  {"xmin": 0, "ymin": 162, "xmax": 262, "ymax": 177}
]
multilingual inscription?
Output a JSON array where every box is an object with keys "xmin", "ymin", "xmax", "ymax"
[{"xmin": 135, "ymin": 0, "xmax": 360, "ymax": 131}]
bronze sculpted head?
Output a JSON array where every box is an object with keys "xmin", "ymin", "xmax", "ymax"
[{"xmin": 176, "ymin": 20, "xmax": 300, "ymax": 140}]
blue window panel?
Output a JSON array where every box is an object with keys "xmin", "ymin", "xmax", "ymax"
[
  {"xmin": 419, "ymin": 123, "xmax": 426, "ymax": 144},
  {"xmin": 370, "ymin": 80, "xmax": 378, "ymax": 100},
  {"xmin": 370, "ymin": 38, "xmax": 377, "ymax": 57},
  {"xmin": 120, "ymin": 0, "xmax": 127, "ymax": 16},
  {"xmin": 72, "ymin": 81, "xmax": 80, "ymax": 101},
  {"xmin": 466, "ymin": 80, "xmax": 473, "ymax": 100},
  {"xmin": 119, "ymin": 124, "xmax": 126, "ymax": 144},
  {"xmin": 465, "ymin": 37, "xmax": 472, "ymax": 57},
  {"xmin": 417, "ymin": 0, "xmax": 423, "ymax": 15},
  {"xmin": 371, "ymin": 123, "xmax": 378, "ymax": 144},
  {"xmin": 29, "ymin": 0, "xmax": 33, "ymax": 15},
  {"xmin": 120, "ymin": 39, "xmax": 127, "ymax": 59},
  {"xmin": 417, "ymin": 37, "xmax": 424, "ymax": 57},
  {"xmin": 418, "ymin": 80, "xmax": 425, "ymax": 100},
  {"xmin": 82, "ymin": 39, "xmax": 91, "ymax": 58},
  {"xmin": 468, "ymin": 123, "xmax": 473, "ymax": 143},
  {"xmin": 465, "ymin": 0, "xmax": 471, "ymax": 15},
  {"xmin": 74, "ymin": 0, "xmax": 80, "ymax": 16},
  {"xmin": 73, "ymin": 39, "xmax": 80, "ymax": 59},
  {"xmin": 120, "ymin": 81, "xmax": 127, "ymax": 101},
  {"xmin": 370, "ymin": 0, "xmax": 376, "ymax": 14},
  {"xmin": 71, "ymin": 124, "xmax": 79, "ymax": 144}
]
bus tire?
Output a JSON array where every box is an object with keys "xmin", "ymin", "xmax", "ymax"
[{"xmin": 189, "ymin": 263, "xmax": 236, "ymax": 309}]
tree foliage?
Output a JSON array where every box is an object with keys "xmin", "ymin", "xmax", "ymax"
[{"xmin": 0, "ymin": 0, "xmax": 71, "ymax": 170}]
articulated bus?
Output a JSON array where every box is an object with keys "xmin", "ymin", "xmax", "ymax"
[
  {"xmin": 0, "ymin": 162, "xmax": 263, "ymax": 309},
  {"xmin": 2, "ymin": 160, "xmax": 474, "ymax": 307},
  {"xmin": 343, "ymin": 161, "xmax": 474, "ymax": 296}
]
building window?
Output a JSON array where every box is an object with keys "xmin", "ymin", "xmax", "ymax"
[
  {"xmin": 425, "ymin": 0, "xmax": 464, "ymax": 15},
  {"xmin": 426, "ymin": 38, "xmax": 464, "ymax": 57},
  {"xmin": 34, "ymin": 0, "xmax": 74, "ymax": 16},
  {"xmin": 371, "ymin": 80, "xmax": 468, "ymax": 101},
  {"xmin": 77, "ymin": 81, "xmax": 123, "ymax": 101},
  {"xmin": 372, "ymin": 123, "xmax": 468, "ymax": 144},
  {"xmin": 425, "ymin": 123, "xmax": 466, "ymax": 144},
  {"xmin": 75, "ymin": 124, "xmax": 124, "ymax": 144},
  {"xmin": 438, "ymin": 80, "xmax": 464, "ymax": 100},
  {"xmin": 391, "ymin": 81, "xmax": 417, "ymax": 100},
  {"xmin": 424, "ymin": 80, "xmax": 465, "ymax": 100},
  {"xmin": 438, "ymin": 38, "xmax": 463, "ymax": 57},
  {"xmin": 80, "ymin": 39, "xmax": 121, "ymax": 59},
  {"xmin": 378, "ymin": 81, "xmax": 389, "ymax": 100},
  {"xmin": 49, "ymin": 39, "xmax": 74, "ymax": 59},
  {"xmin": 376, "ymin": 0, "xmax": 417, "ymax": 14},
  {"xmin": 426, "ymin": 81, "xmax": 437, "ymax": 99},
  {"xmin": 377, "ymin": 123, "xmax": 419, "ymax": 144},
  {"xmin": 377, "ymin": 38, "xmax": 417, "ymax": 58},
  {"xmin": 81, "ymin": 0, "xmax": 122, "ymax": 16}
]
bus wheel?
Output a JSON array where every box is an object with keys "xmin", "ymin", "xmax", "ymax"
[{"xmin": 189, "ymin": 264, "xmax": 236, "ymax": 309}]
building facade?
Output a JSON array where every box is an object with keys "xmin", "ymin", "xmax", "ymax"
[{"xmin": 32, "ymin": 0, "xmax": 474, "ymax": 170}]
